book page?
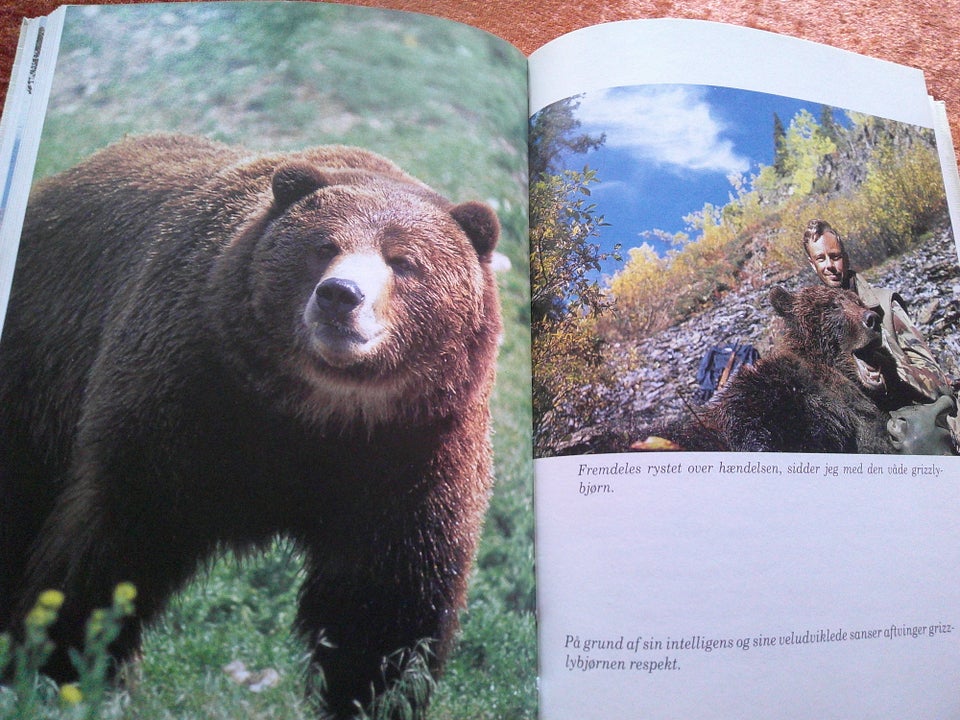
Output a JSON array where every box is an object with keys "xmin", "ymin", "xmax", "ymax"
[
  {"xmin": 0, "ymin": 3, "xmax": 534, "ymax": 718},
  {"xmin": 529, "ymin": 19, "xmax": 960, "ymax": 719},
  {"xmin": 0, "ymin": 8, "xmax": 64, "ymax": 334}
]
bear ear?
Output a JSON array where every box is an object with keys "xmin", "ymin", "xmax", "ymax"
[
  {"xmin": 769, "ymin": 286, "xmax": 795, "ymax": 318},
  {"xmin": 271, "ymin": 161, "xmax": 332, "ymax": 211},
  {"xmin": 450, "ymin": 201, "xmax": 500, "ymax": 261}
]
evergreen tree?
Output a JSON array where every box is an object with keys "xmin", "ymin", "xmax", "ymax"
[
  {"xmin": 528, "ymin": 98, "xmax": 614, "ymax": 449},
  {"xmin": 772, "ymin": 112, "xmax": 788, "ymax": 177},
  {"xmin": 529, "ymin": 97, "xmax": 605, "ymax": 180},
  {"xmin": 817, "ymin": 105, "xmax": 841, "ymax": 144}
]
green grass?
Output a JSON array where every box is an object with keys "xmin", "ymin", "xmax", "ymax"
[{"xmin": 17, "ymin": 2, "xmax": 535, "ymax": 718}]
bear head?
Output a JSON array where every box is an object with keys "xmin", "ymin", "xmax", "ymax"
[
  {"xmin": 212, "ymin": 159, "xmax": 501, "ymax": 427},
  {"xmin": 769, "ymin": 285, "xmax": 894, "ymax": 402}
]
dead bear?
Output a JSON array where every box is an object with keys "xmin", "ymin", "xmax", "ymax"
[
  {"xmin": 659, "ymin": 285, "xmax": 903, "ymax": 453},
  {"xmin": 0, "ymin": 134, "xmax": 502, "ymax": 718}
]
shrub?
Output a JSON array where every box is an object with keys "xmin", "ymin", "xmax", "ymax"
[{"xmin": 0, "ymin": 585, "xmax": 136, "ymax": 720}]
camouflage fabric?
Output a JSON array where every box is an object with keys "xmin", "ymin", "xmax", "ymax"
[
  {"xmin": 850, "ymin": 274, "xmax": 950, "ymax": 401},
  {"xmin": 850, "ymin": 273, "xmax": 958, "ymax": 452}
]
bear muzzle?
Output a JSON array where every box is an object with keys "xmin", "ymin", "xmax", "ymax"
[
  {"xmin": 315, "ymin": 277, "xmax": 365, "ymax": 320},
  {"xmin": 852, "ymin": 337, "xmax": 887, "ymax": 395},
  {"xmin": 849, "ymin": 308, "xmax": 886, "ymax": 393},
  {"xmin": 301, "ymin": 254, "xmax": 392, "ymax": 369},
  {"xmin": 861, "ymin": 308, "xmax": 881, "ymax": 334}
]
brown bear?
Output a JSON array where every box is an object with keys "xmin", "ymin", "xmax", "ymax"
[
  {"xmin": 0, "ymin": 134, "xmax": 502, "ymax": 718},
  {"xmin": 655, "ymin": 285, "xmax": 905, "ymax": 453}
]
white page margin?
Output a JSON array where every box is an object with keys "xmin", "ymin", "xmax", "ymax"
[{"xmin": 529, "ymin": 19, "xmax": 932, "ymax": 129}]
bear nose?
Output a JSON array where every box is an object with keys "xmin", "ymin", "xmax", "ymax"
[
  {"xmin": 862, "ymin": 309, "xmax": 881, "ymax": 333},
  {"xmin": 315, "ymin": 278, "xmax": 364, "ymax": 317}
]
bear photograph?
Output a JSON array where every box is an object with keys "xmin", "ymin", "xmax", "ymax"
[
  {"xmin": 529, "ymin": 84, "xmax": 960, "ymax": 458},
  {"xmin": 0, "ymin": 4, "xmax": 534, "ymax": 719}
]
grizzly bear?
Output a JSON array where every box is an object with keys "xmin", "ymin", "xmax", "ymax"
[
  {"xmin": 658, "ymin": 285, "xmax": 904, "ymax": 453},
  {"xmin": 0, "ymin": 134, "xmax": 502, "ymax": 718}
]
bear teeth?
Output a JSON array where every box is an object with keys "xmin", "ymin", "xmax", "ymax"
[{"xmin": 853, "ymin": 352, "xmax": 885, "ymax": 392}]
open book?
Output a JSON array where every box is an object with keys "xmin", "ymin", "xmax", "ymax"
[{"xmin": 0, "ymin": 3, "xmax": 957, "ymax": 719}]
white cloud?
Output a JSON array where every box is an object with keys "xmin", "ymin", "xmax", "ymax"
[
  {"xmin": 576, "ymin": 86, "xmax": 749, "ymax": 174},
  {"xmin": 584, "ymin": 178, "xmax": 629, "ymax": 195}
]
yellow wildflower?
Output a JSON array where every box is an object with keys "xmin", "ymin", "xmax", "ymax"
[
  {"xmin": 25, "ymin": 606, "xmax": 55, "ymax": 629},
  {"xmin": 113, "ymin": 582, "xmax": 137, "ymax": 612},
  {"xmin": 38, "ymin": 589, "xmax": 65, "ymax": 610},
  {"xmin": 60, "ymin": 683, "xmax": 83, "ymax": 706}
]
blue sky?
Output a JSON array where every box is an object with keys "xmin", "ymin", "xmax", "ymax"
[{"xmin": 553, "ymin": 84, "xmax": 845, "ymax": 279}]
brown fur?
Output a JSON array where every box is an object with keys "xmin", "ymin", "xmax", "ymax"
[
  {"xmin": 662, "ymin": 286, "xmax": 899, "ymax": 453},
  {"xmin": 0, "ymin": 134, "xmax": 502, "ymax": 718}
]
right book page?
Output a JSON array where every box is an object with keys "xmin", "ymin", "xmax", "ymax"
[{"xmin": 528, "ymin": 19, "xmax": 960, "ymax": 720}]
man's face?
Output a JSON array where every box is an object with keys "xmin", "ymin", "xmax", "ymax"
[{"xmin": 806, "ymin": 232, "xmax": 847, "ymax": 288}]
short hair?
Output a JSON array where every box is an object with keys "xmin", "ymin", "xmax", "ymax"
[{"xmin": 802, "ymin": 219, "xmax": 846, "ymax": 257}]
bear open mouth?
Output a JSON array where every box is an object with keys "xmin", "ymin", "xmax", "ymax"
[{"xmin": 852, "ymin": 343, "xmax": 886, "ymax": 393}]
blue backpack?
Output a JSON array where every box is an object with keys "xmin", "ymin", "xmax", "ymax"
[{"xmin": 693, "ymin": 343, "xmax": 759, "ymax": 404}]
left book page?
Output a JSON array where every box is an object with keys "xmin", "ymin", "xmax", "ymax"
[{"xmin": 0, "ymin": 3, "xmax": 535, "ymax": 719}]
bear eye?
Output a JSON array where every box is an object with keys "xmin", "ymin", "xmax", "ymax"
[
  {"xmin": 314, "ymin": 243, "xmax": 339, "ymax": 263},
  {"xmin": 387, "ymin": 254, "xmax": 419, "ymax": 276}
]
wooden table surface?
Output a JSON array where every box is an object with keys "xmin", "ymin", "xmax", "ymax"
[{"xmin": 1, "ymin": 0, "xmax": 958, "ymax": 160}]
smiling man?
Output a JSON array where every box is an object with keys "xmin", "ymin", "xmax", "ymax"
[
  {"xmin": 802, "ymin": 218, "xmax": 957, "ymax": 454},
  {"xmin": 805, "ymin": 220, "xmax": 849, "ymax": 288}
]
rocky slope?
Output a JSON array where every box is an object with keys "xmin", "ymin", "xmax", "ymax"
[{"xmin": 543, "ymin": 223, "xmax": 960, "ymax": 455}]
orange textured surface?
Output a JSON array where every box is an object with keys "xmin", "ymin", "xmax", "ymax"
[{"xmin": 1, "ymin": 0, "xmax": 958, "ymax": 152}]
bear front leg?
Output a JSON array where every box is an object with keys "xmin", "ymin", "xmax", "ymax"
[
  {"xmin": 18, "ymin": 472, "xmax": 203, "ymax": 683},
  {"xmin": 296, "ymin": 538, "xmax": 466, "ymax": 720},
  {"xmin": 297, "ymin": 575, "xmax": 452, "ymax": 720},
  {"xmin": 0, "ymin": 442, "xmax": 58, "ymax": 635}
]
